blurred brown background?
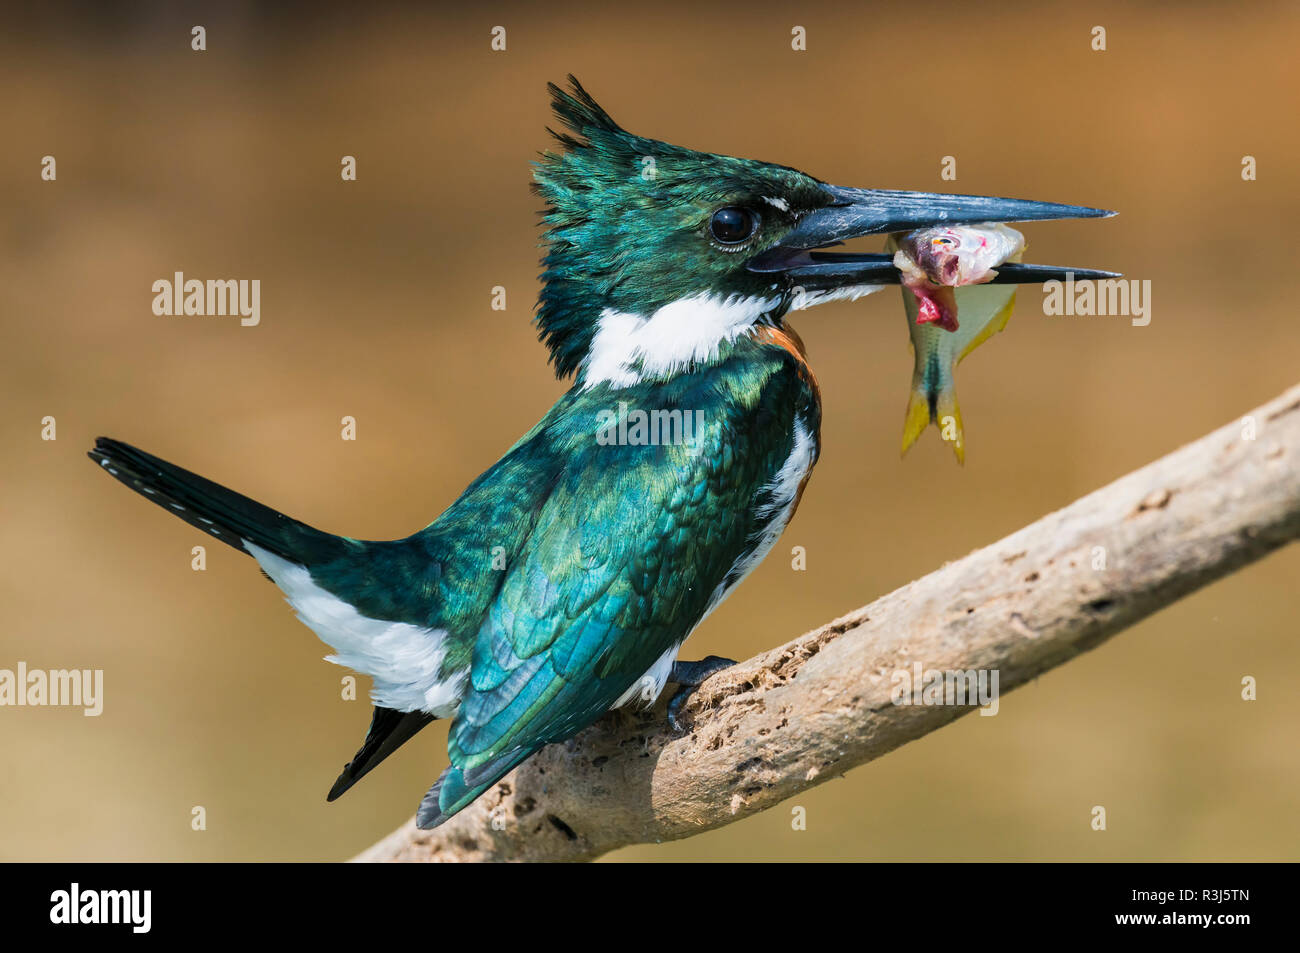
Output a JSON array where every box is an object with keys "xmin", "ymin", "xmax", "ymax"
[{"xmin": 1, "ymin": 1, "xmax": 1296, "ymax": 861}]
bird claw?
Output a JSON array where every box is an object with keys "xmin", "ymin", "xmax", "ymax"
[{"xmin": 666, "ymin": 655, "xmax": 737, "ymax": 733}]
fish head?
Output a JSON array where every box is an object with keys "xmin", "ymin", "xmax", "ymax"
[{"xmin": 895, "ymin": 223, "xmax": 1026, "ymax": 287}]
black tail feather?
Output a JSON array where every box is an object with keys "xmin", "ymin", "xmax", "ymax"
[
  {"xmin": 328, "ymin": 706, "xmax": 436, "ymax": 801},
  {"xmin": 88, "ymin": 437, "xmax": 343, "ymax": 565},
  {"xmin": 93, "ymin": 439, "xmax": 439, "ymax": 803}
]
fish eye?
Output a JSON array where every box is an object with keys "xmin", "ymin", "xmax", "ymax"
[
  {"xmin": 709, "ymin": 207, "xmax": 759, "ymax": 245},
  {"xmin": 932, "ymin": 236, "xmax": 956, "ymax": 246}
]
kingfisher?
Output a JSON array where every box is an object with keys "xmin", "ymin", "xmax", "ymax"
[{"xmin": 89, "ymin": 77, "xmax": 1114, "ymax": 829}]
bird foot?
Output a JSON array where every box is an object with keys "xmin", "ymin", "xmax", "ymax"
[{"xmin": 666, "ymin": 655, "xmax": 737, "ymax": 733}]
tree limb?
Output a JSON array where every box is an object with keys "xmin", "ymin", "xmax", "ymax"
[{"xmin": 354, "ymin": 383, "xmax": 1300, "ymax": 862}]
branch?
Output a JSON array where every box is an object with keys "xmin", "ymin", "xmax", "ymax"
[{"xmin": 355, "ymin": 384, "xmax": 1300, "ymax": 862}]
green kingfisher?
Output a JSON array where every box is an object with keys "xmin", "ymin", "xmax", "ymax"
[{"xmin": 89, "ymin": 77, "xmax": 1114, "ymax": 829}]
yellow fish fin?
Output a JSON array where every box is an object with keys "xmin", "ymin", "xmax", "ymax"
[
  {"xmin": 958, "ymin": 289, "xmax": 1017, "ymax": 364},
  {"xmin": 900, "ymin": 384, "xmax": 931, "ymax": 457},
  {"xmin": 936, "ymin": 387, "xmax": 966, "ymax": 465}
]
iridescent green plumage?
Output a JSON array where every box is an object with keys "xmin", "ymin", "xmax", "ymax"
[
  {"xmin": 417, "ymin": 334, "xmax": 819, "ymax": 824},
  {"xmin": 88, "ymin": 74, "xmax": 1113, "ymax": 831}
]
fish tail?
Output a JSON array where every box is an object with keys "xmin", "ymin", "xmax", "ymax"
[{"xmin": 900, "ymin": 365, "xmax": 965, "ymax": 464}]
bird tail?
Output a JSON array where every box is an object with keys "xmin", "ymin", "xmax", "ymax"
[
  {"xmin": 88, "ymin": 437, "xmax": 346, "ymax": 565},
  {"xmin": 328, "ymin": 707, "xmax": 437, "ymax": 802},
  {"xmin": 92, "ymin": 438, "xmax": 448, "ymax": 795},
  {"xmin": 416, "ymin": 748, "xmax": 538, "ymax": 829}
]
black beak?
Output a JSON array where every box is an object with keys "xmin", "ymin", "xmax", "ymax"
[
  {"xmin": 747, "ymin": 184, "xmax": 1117, "ymax": 288},
  {"xmin": 751, "ymin": 252, "xmax": 1121, "ymax": 287}
]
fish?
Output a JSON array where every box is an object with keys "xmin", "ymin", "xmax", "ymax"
[{"xmin": 886, "ymin": 224, "xmax": 1026, "ymax": 464}]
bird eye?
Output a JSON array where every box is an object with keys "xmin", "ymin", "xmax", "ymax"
[{"xmin": 709, "ymin": 207, "xmax": 759, "ymax": 245}]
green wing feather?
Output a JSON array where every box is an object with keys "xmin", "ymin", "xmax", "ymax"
[{"xmin": 418, "ymin": 345, "xmax": 816, "ymax": 827}]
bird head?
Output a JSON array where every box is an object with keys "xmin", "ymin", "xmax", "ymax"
[{"xmin": 532, "ymin": 77, "xmax": 1112, "ymax": 386}]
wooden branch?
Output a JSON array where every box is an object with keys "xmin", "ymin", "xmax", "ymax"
[{"xmin": 354, "ymin": 384, "xmax": 1300, "ymax": 862}]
